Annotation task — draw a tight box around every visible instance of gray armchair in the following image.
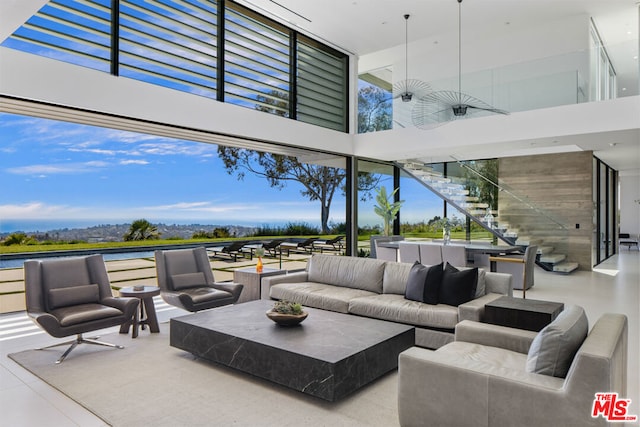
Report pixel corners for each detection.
[24,255,139,364]
[154,247,243,312]
[398,306,628,427]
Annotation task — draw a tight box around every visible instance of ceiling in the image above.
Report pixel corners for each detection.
[240,0,639,173]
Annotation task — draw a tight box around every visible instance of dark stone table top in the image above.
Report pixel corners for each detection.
[172,299,413,363]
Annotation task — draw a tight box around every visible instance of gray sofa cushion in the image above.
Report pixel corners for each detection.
[270,282,377,314]
[526,305,588,378]
[48,284,100,310]
[307,254,386,293]
[171,272,207,290]
[382,262,412,294]
[349,294,459,329]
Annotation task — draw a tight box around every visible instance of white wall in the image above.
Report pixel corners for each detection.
[619,174,640,236]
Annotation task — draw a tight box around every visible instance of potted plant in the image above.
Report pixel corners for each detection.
[266,300,308,326]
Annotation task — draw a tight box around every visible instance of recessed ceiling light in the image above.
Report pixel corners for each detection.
[622,87,627,91]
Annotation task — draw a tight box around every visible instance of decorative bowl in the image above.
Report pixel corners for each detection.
[266,310,308,326]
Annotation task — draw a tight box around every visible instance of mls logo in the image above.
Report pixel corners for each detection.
[592,392,638,422]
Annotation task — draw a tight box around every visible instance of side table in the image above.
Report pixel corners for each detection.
[119,286,161,338]
[484,296,564,332]
[233,267,286,303]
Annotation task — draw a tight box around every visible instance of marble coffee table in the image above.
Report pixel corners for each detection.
[170,299,415,401]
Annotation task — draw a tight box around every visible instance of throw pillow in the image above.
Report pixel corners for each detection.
[48,284,100,310]
[439,263,478,306]
[171,272,207,290]
[423,262,444,305]
[526,305,588,378]
[405,262,428,302]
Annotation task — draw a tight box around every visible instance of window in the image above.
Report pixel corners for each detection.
[119,0,218,98]
[2,0,111,73]
[2,0,349,132]
[224,3,289,115]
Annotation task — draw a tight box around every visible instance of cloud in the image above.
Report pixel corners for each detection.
[119,159,149,165]
[6,161,110,175]
[0,202,74,218]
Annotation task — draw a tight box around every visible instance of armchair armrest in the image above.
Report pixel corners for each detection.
[455,320,537,354]
[458,292,504,322]
[211,282,244,301]
[101,296,140,318]
[260,271,309,299]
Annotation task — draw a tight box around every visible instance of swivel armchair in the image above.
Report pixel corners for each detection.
[154,247,243,312]
[24,254,139,364]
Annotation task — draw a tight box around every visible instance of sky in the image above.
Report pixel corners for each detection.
[0,113,348,232]
[0,113,445,234]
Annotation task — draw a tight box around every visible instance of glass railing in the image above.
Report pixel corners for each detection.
[391,40,637,128]
[397,159,572,270]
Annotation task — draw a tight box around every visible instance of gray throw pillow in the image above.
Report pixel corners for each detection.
[526,305,588,378]
[405,262,428,302]
[171,272,207,290]
[48,284,100,310]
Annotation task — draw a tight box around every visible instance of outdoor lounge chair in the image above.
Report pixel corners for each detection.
[207,241,250,261]
[280,237,318,255]
[313,236,345,253]
[261,238,286,257]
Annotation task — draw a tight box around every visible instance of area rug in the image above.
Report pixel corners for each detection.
[8,323,400,427]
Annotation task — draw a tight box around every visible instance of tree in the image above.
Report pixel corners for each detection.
[373,186,404,236]
[358,85,392,133]
[123,219,160,241]
[217,148,379,234]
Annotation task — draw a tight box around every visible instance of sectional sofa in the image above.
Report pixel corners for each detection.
[261,254,513,349]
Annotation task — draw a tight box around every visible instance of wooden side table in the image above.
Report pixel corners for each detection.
[119,286,161,338]
[233,267,286,303]
[484,296,564,332]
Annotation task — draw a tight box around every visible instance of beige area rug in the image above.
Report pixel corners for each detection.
[8,323,401,427]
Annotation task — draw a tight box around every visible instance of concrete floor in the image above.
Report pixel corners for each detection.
[0,251,638,426]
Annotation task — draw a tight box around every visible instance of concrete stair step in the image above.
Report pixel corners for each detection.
[537,246,555,255]
[540,253,566,264]
[515,237,542,246]
[553,262,579,273]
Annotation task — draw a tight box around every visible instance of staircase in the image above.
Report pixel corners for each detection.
[398,160,579,274]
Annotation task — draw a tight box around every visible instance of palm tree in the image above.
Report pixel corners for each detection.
[123,219,160,241]
[373,186,404,236]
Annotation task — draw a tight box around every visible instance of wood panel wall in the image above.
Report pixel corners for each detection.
[498,151,593,271]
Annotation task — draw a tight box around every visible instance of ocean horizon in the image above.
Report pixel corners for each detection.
[0,219,318,234]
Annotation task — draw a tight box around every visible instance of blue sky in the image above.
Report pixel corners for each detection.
[0,113,352,232]
[0,113,445,233]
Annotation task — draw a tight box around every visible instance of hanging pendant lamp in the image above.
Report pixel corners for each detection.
[392,14,431,103]
[411,0,508,130]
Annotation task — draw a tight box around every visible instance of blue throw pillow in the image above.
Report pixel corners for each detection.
[439,263,478,306]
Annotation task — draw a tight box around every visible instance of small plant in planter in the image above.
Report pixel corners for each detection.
[271,300,303,315]
[267,300,308,326]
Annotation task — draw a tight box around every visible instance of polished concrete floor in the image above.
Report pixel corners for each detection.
[1,251,638,426]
